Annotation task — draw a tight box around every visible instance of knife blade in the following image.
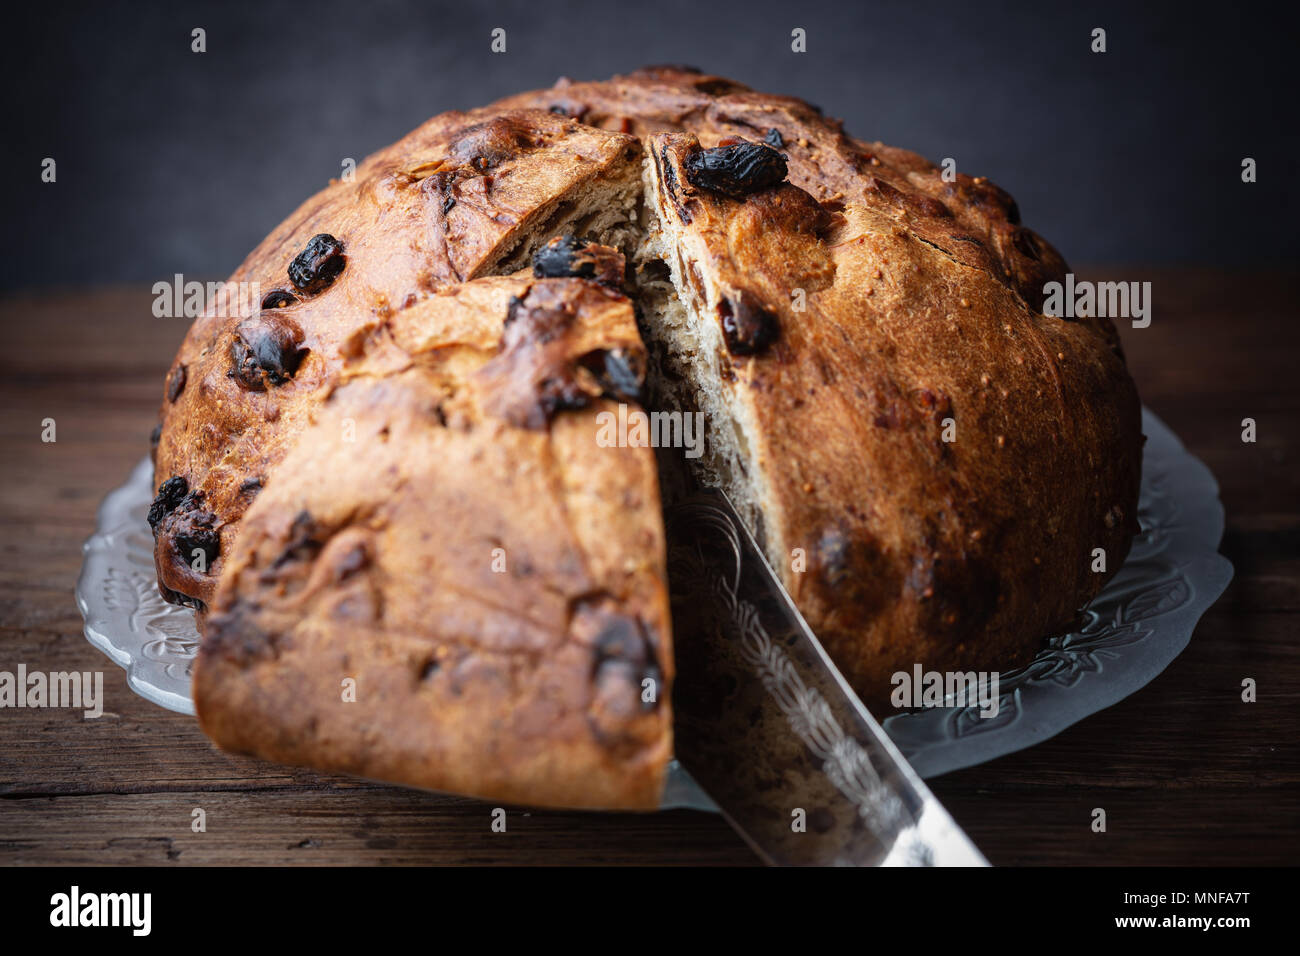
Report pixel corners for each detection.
[665,489,988,866]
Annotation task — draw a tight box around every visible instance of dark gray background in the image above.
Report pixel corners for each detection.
[2,0,1293,290]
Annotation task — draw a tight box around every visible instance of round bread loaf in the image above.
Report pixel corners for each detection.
[153,68,1141,807]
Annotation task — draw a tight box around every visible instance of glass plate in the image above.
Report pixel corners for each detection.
[75,407,1232,802]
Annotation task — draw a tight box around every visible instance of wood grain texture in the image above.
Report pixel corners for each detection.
[0,269,1296,865]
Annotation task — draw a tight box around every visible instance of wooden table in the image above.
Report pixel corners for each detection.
[1,269,1295,865]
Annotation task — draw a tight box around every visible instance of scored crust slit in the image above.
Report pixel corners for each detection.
[151,68,1142,809]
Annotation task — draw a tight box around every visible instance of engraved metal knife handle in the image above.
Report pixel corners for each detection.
[666,490,988,866]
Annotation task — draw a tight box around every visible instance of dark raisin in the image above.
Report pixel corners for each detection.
[273,510,322,568]
[547,101,588,120]
[503,295,524,327]
[165,364,186,403]
[261,289,299,310]
[537,376,592,417]
[228,313,307,390]
[287,233,346,294]
[592,617,661,712]
[175,527,220,571]
[238,476,264,497]
[658,146,692,224]
[579,348,643,403]
[158,582,206,612]
[599,349,643,400]
[150,478,218,571]
[718,293,780,356]
[532,234,591,279]
[149,422,163,455]
[683,141,788,199]
[148,476,189,532]
[531,235,625,287]
[592,618,642,669]
[764,127,784,148]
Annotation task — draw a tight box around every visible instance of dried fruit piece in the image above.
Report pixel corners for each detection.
[165,363,186,402]
[148,475,220,574]
[531,235,624,288]
[547,100,588,120]
[536,376,593,419]
[684,141,788,199]
[261,289,299,309]
[532,235,585,278]
[764,127,784,148]
[579,348,644,403]
[591,616,662,714]
[272,510,322,569]
[718,292,780,356]
[176,527,220,570]
[228,313,307,390]
[287,234,346,294]
[148,476,189,531]
[158,583,205,611]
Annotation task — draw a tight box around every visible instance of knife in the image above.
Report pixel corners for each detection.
[663,489,988,866]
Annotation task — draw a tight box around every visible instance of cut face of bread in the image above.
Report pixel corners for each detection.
[170,68,1142,809]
